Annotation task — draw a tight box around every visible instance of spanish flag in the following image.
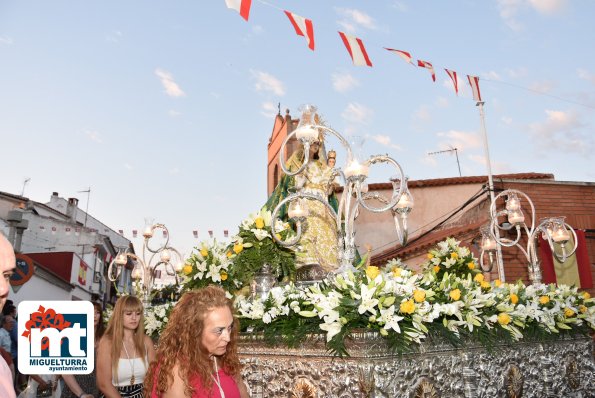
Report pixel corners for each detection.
[540,230,592,288]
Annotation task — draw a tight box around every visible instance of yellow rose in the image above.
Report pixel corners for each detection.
[467,261,475,270]
[413,290,426,303]
[200,248,208,257]
[582,291,591,300]
[233,243,244,254]
[474,273,484,283]
[399,299,415,314]
[480,281,491,290]
[579,305,588,314]
[255,217,265,229]
[564,308,575,318]
[220,271,228,281]
[183,264,193,275]
[392,267,403,278]
[450,252,458,259]
[433,265,440,274]
[510,294,519,304]
[539,295,550,305]
[449,289,461,301]
[275,233,282,240]
[497,313,511,325]
[427,253,434,260]
[226,251,232,258]
[365,265,380,280]
[494,279,502,287]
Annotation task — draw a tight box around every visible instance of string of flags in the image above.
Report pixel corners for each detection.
[34,224,232,239]
[224,0,483,102]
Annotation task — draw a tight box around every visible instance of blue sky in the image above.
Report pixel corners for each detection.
[1,0,594,257]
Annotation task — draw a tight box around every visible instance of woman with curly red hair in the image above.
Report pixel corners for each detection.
[144,286,250,398]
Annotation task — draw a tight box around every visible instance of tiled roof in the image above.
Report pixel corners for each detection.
[372,220,486,265]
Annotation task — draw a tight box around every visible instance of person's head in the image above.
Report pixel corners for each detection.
[92,301,105,340]
[1,314,14,331]
[0,233,15,312]
[308,140,321,160]
[327,150,336,167]
[145,286,241,397]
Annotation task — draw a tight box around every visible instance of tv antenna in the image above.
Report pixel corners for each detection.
[428,147,462,177]
[77,187,91,227]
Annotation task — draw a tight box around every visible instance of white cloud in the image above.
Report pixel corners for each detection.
[84,130,102,144]
[412,105,431,123]
[468,155,512,174]
[169,167,180,175]
[501,116,513,125]
[527,109,593,156]
[435,96,449,108]
[371,135,402,151]
[332,71,359,93]
[529,80,555,93]
[336,8,377,33]
[251,70,285,96]
[527,0,568,15]
[260,102,278,118]
[484,71,502,81]
[168,110,181,117]
[155,68,186,97]
[506,67,528,79]
[390,1,408,12]
[106,30,123,43]
[0,36,14,45]
[497,0,568,31]
[341,103,373,124]
[577,68,595,85]
[124,163,133,170]
[435,130,482,152]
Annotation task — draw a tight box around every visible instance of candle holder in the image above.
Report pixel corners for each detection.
[479,189,578,284]
[108,221,184,308]
[271,104,412,277]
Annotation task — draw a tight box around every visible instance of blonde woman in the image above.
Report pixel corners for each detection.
[97,296,155,398]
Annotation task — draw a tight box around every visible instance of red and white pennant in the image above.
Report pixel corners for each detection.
[284,11,315,50]
[224,0,252,21]
[338,32,372,67]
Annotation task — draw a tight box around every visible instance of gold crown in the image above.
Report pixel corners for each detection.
[327,150,336,159]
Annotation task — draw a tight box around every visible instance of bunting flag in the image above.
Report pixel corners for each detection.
[284,11,315,50]
[338,32,372,67]
[417,60,436,82]
[193,230,198,239]
[539,230,593,288]
[445,69,459,95]
[384,48,413,65]
[224,0,252,21]
[467,75,482,102]
[208,230,214,238]
[132,230,138,238]
[162,230,168,238]
[224,230,229,238]
[65,227,71,236]
[118,229,124,235]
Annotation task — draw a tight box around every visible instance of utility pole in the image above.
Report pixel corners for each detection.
[428,147,462,177]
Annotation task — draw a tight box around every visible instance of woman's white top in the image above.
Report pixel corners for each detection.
[112,354,148,387]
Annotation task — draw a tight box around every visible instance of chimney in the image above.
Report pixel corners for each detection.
[66,197,79,223]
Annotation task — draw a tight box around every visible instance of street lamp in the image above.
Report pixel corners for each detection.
[479,189,578,284]
[108,220,184,307]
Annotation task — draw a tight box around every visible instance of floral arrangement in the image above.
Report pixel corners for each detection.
[235,238,595,356]
[226,208,296,288]
[180,239,241,293]
[144,301,176,340]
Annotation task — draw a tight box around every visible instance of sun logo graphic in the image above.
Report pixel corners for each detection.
[18,301,94,374]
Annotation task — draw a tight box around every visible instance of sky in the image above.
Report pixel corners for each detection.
[1,0,594,258]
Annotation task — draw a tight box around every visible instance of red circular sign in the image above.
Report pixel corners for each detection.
[11,253,35,286]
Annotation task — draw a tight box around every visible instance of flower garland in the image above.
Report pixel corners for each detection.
[235,238,595,356]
